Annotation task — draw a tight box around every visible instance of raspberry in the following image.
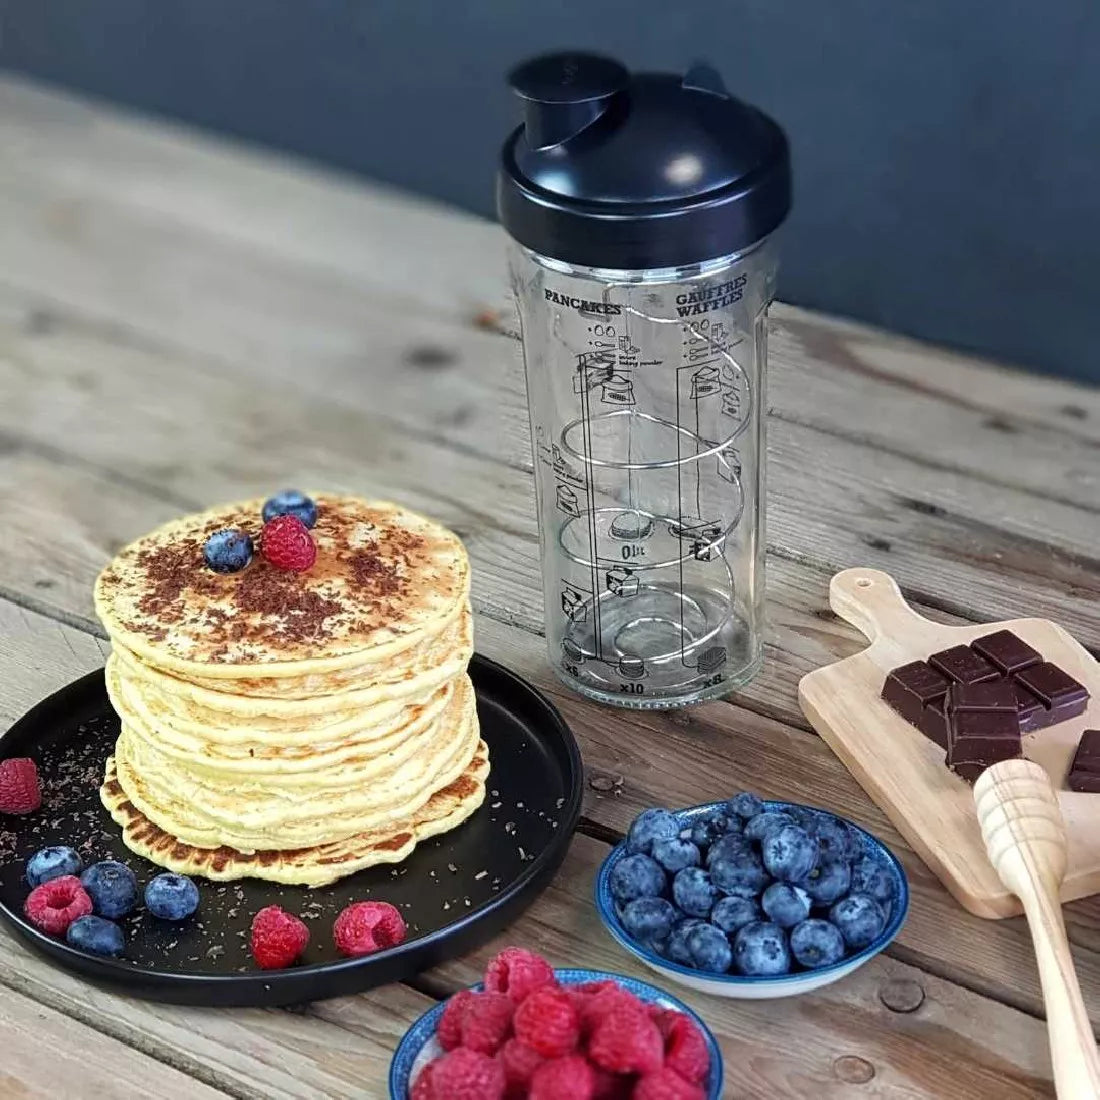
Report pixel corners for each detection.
[429,1048,505,1100]
[633,1067,706,1100]
[529,1055,595,1100]
[24,875,92,936]
[0,758,41,814]
[513,985,580,1058]
[498,1038,545,1095]
[591,1066,635,1099]
[662,1013,709,1085]
[410,1061,437,1100]
[578,984,645,1034]
[588,1009,664,1075]
[459,991,514,1055]
[484,947,557,1004]
[250,905,309,970]
[261,515,317,572]
[438,989,477,1052]
[332,901,406,957]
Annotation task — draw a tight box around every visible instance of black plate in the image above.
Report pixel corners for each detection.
[0,654,582,1006]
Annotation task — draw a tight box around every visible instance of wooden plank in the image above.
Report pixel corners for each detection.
[423,832,1054,1099]
[0,980,230,1099]
[0,73,1097,514]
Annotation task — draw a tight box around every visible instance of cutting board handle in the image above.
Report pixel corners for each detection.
[829,568,929,647]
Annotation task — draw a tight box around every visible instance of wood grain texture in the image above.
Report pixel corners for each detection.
[976,762,1100,1098]
[799,569,1100,917]
[0,982,230,1099]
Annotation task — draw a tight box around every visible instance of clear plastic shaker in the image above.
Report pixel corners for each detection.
[498,53,791,708]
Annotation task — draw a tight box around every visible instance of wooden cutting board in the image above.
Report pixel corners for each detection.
[798,567,1100,919]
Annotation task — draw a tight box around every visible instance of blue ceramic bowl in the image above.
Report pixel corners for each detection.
[389,967,723,1098]
[597,799,909,999]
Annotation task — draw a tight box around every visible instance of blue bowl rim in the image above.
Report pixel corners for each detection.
[388,966,724,1099]
[595,799,910,985]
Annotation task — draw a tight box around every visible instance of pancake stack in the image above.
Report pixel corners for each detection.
[93,495,487,887]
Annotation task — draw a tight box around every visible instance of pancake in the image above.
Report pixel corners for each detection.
[101,741,490,887]
[94,495,471,679]
[94,493,486,886]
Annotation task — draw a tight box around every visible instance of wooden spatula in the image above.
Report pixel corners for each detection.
[974,759,1100,1098]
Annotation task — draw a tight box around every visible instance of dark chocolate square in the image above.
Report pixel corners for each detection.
[947,680,1018,714]
[881,661,949,725]
[928,645,1000,686]
[1068,729,1100,777]
[1011,680,1048,734]
[971,630,1042,676]
[1015,662,1090,725]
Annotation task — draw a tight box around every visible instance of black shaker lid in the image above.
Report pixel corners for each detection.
[497,53,791,269]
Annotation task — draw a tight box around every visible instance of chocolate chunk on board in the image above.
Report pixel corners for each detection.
[946,681,1021,783]
[881,661,950,725]
[1067,729,1100,792]
[928,645,1000,686]
[970,630,1043,676]
[1014,662,1090,726]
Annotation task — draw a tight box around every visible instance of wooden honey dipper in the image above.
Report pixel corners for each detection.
[974,760,1100,1098]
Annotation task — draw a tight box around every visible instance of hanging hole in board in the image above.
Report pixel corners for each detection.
[855,578,873,589]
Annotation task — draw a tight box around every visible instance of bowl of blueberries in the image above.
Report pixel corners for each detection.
[596,793,908,999]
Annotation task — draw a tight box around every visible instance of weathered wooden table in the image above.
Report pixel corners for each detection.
[1,74,1097,1098]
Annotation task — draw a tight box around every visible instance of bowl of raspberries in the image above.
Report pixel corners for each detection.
[596,793,908,998]
[390,947,723,1099]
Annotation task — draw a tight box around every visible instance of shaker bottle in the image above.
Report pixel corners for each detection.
[498,53,791,708]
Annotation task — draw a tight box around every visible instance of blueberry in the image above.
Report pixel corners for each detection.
[705,833,751,869]
[790,919,846,969]
[620,897,678,947]
[652,837,701,874]
[761,825,819,883]
[66,915,125,958]
[850,857,895,907]
[262,490,318,529]
[733,921,791,976]
[829,893,886,950]
[743,811,797,842]
[710,848,769,899]
[690,811,735,849]
[672,867,720,918]
[203,529,254,574]
[727,792,764,819]
[686,923,733,973]
[808,814,860,862]
[626,809,680,856]
[761,883,812,929]
[145,873,200,921]
[609,854,666,906]
[80,861,139,919]
[710,895,761,935]
[26,846,82,888]
[665,918,707,965]
[798,859,852,905]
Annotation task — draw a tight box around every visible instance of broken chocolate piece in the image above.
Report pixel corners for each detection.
[881,661,949,725]
[1068,732,1100,791]
[1010,680,1048,734]
[1014,662,1090,725]
[928,645,1000,686]
[970,630,1042,676]
[946,680,1021,783]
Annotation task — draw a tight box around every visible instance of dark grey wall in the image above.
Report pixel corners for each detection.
[2,1,1098,382]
